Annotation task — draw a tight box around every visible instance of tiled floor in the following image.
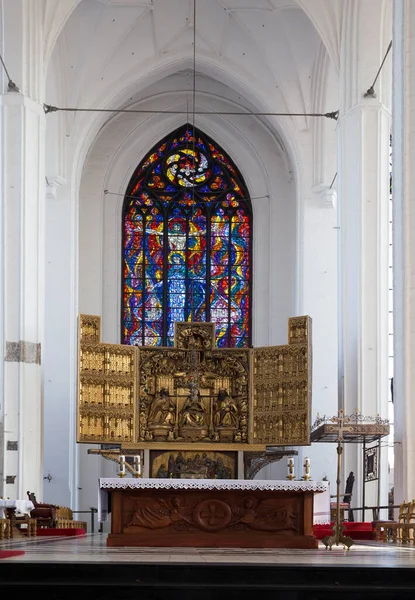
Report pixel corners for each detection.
[1,533,415,566]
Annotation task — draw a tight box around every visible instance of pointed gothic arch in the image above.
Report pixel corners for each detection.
[122,124,252,348]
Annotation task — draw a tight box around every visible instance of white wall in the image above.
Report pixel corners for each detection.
[40,1,342,510]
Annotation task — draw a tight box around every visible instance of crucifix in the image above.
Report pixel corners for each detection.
[322,409,354,550]
[331,409,353,442]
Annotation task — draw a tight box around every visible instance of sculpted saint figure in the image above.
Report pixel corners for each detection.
[180,387,206,428]
[214,388,239,428]
[148,388,176,427]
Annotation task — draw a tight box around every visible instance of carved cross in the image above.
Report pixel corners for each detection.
[330,409,354,442]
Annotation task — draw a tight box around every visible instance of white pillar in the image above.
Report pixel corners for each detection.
[0,1,45,499]
[337,0,391,511]
[392,0,415,504]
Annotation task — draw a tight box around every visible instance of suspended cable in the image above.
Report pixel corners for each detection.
[0,51,20,92]
[329,172,337,189]
[44,104,339,120]
[192,0,196,132]
[364,40,392,98]
[104,189,270,202]
[190,0,197,322]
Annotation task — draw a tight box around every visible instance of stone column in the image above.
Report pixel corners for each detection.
[392,0,415,504]
[337,0,391,510]
[0,0,45,499]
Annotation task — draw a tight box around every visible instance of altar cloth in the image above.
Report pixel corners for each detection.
[98,478,329,522]
[0,499,34,519]
[312,483,331,524]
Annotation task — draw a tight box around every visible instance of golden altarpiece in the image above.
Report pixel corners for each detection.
[77,314,312,479]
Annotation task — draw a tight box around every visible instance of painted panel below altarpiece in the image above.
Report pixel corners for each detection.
[150,450,237,479]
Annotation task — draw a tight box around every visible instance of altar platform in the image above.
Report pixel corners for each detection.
[1,533,415,599]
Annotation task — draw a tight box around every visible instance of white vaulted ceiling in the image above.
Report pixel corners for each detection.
[47,0,339,126]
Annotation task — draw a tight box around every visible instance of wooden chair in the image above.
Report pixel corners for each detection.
[26,491,57,528]
[15,515,37,536]
[56,507,87,531]
[401,501,415,543]
[374,501,415,543]
[330,471,355,522]
[0,518,11,540]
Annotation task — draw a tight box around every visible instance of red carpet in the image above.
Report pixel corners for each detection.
[0,550,25,559]
[36,528,86,537]
[313,522,373,541]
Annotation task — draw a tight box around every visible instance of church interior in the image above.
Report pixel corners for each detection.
[1,0,415,598]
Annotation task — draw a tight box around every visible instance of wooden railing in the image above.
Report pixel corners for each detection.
[346,504,400,521]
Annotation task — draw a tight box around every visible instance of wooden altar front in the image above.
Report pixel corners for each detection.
[99,478,328,549]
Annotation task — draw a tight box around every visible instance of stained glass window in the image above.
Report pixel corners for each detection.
[122,124,252,348]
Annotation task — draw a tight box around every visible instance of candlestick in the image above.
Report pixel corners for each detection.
[302,456,311,480]
[286,457,295,480]
[119,455,126,478]
[133,455,141,478]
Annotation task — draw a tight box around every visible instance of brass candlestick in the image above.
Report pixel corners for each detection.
[286,457,295,480]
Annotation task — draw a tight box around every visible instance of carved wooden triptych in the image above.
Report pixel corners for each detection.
[77,315,312,450]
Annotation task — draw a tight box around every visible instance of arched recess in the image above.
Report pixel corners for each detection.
[78,89,297,349]
[122,123,252,348]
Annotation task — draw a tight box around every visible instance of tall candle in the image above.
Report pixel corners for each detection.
[134,455,141,475]
[119,455,125,475]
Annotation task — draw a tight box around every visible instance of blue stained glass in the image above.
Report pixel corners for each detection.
[196,138,207,150]
[169,280,186,295]
[122,124,252,347]
[168,308,186,322]
[168,261,186,279]
[169,294,185,308]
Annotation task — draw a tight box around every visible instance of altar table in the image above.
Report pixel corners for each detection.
[99,478,328,549]
[0,499,34,538]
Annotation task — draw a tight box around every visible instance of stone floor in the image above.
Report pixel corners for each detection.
[1,533,415,566]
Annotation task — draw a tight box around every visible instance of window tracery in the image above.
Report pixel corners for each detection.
[122,124,252,348]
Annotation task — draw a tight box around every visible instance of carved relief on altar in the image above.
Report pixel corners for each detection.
[124,491,299,535]
[138,347,249,444]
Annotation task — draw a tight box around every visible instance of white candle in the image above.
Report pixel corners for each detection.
[134,455,141,475]
[119,455,125,474]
